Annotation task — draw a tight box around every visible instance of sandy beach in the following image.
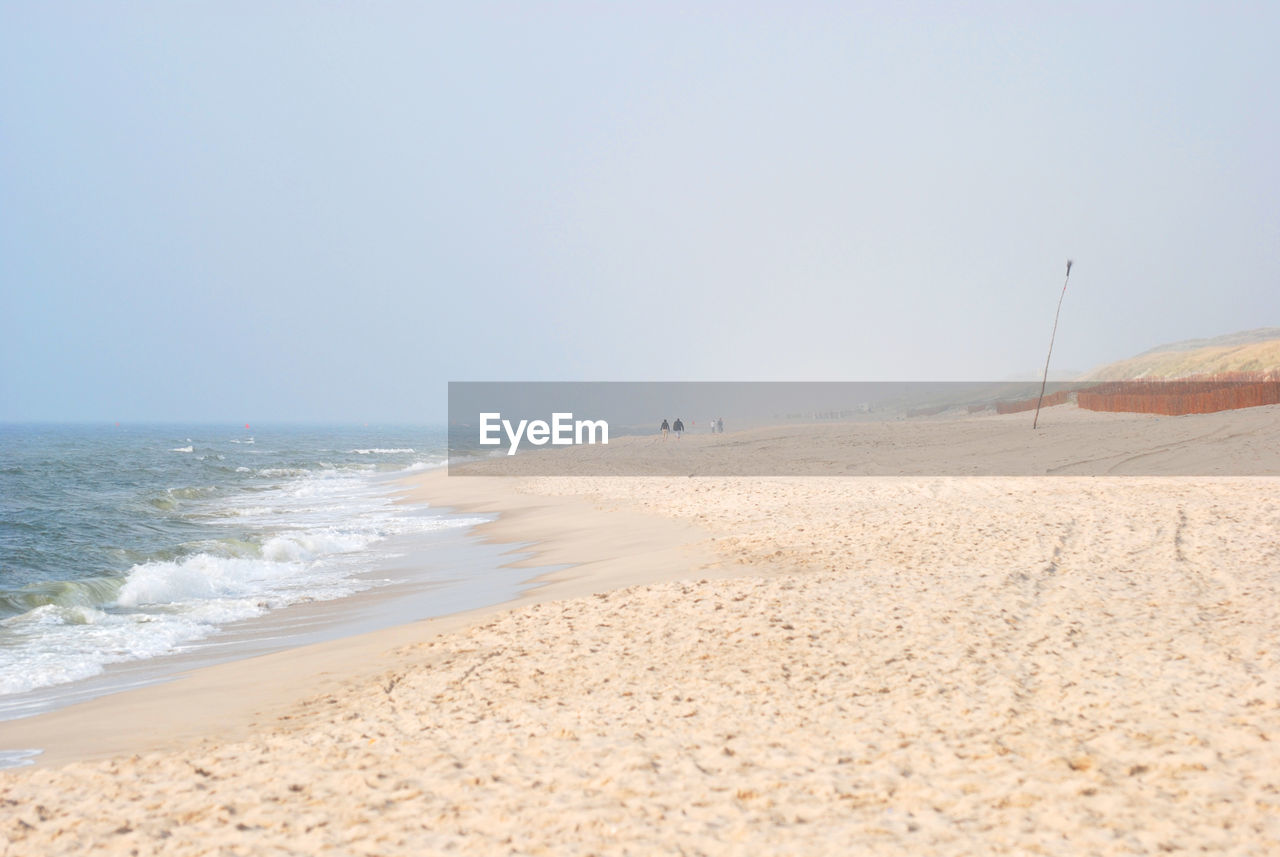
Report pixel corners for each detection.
[4,406,1280,855]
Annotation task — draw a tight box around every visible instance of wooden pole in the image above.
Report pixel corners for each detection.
[1033,259,1073,430]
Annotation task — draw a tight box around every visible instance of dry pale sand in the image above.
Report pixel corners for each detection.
[3,407,1280,855]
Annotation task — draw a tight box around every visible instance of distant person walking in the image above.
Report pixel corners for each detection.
[660,418,669,440]
[673,418,684,439]
[716,417,724,433]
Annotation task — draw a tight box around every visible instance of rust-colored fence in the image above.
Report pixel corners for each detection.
[1076,373,1280,416]
[996,390,1070,415]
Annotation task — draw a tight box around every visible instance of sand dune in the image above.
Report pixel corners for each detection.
[1081,335,1280,381]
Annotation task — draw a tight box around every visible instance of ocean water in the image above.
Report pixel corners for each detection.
[0,424,497,724]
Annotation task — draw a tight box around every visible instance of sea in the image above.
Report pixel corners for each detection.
[0,423,525,757]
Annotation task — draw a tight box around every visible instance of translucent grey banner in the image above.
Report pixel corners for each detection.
[447,381,1280,476]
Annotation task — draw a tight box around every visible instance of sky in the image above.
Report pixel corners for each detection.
[1,2,1276,422]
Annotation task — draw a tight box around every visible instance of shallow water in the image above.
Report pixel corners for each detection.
[0,424,528,729]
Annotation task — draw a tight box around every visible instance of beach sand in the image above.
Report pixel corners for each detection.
[4,406,1280,854]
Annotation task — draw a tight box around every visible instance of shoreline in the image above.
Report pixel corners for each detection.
[0,469,717,769]
[4,409,1279,853]
[6,403,1280,768]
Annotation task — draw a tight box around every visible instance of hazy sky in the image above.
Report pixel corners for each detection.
[2,2,1276,421]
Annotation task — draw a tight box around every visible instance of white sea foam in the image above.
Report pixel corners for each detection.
[115,555,297,607]
[349,448,415,454]
[260,530,373,562]
[0,603,226,695]
[171,446,193,453]
[1,448,465,700]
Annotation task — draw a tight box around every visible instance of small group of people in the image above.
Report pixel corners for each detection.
[660,416,724,439]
